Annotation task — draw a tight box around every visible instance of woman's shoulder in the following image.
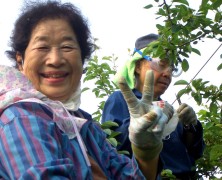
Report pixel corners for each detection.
[0,101,53,124]
[110,90,122,96]
[76,108,93,120]
[106,90,124,103]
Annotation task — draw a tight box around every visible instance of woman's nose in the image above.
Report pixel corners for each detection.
[46,48,64,66]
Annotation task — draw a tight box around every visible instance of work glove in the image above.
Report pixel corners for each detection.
[161,101,174,122]
[177,103,197,126]
[117,70,168,160]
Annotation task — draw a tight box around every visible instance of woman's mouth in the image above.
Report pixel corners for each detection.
[40,72,69,84]
[41,72,69,79]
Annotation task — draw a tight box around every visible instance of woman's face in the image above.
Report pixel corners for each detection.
[17,19,83,101]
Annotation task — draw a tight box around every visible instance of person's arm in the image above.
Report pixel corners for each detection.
[117,70,169,180]
[102,92,161,179]
[132,144,161,180]
[183,120,205,159]
[0,102,77,179]
[177,103,205,159]
[86,121,146,179]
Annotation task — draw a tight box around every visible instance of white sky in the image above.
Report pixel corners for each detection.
[0,0,221,114]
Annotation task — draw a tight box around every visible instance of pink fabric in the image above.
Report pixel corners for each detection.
[0,65,45,113]
[0,65,90,165]
[0,65,88,132]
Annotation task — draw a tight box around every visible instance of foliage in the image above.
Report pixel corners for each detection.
[144,0,222,178]
[82,49,122,149]
[144,0,222,70]
[161,169,176,179]
[174,79,222,178]
[100,121,121,148]
[82,0,222,178]
[83,53,118,122]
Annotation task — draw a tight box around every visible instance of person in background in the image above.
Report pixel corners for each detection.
[0,1,169,179]
[102,34,205,179]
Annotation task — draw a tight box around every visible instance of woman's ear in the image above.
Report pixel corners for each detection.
[16,52,23,71]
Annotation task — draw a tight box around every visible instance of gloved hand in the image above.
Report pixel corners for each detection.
[117,70,168,160]
[153,101,177,138]
[177,103,197,125]
[162,101,174,122]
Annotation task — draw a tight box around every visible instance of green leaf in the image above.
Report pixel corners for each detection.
[81,87,90,93]
[102,56,112,61]
[109,131,121,138]
[161,169,176,178]
[209,102,217,114]
[156,24,164,31]
[177,89,188,98]
[107,138,118,147]
[144,4,153,9]
[192,92,202,105]
[100,121,119,129]
[210,145,222,161]
[157,8,166,16]
[117,150,130,155]
[192,79,202,90]
[172,24,181,33]
[180,51,189,58]
[200,0,208,9]
[182,59,189,71]
[173,0,189,6]
[191,48,201,55]
[103,129,112,135]
[212,0,222,9]
[217,63,222,71]
[174,80,189,85]
[215,12,221,22]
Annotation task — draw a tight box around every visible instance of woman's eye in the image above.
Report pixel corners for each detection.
[37,46,49,51]
[61,45,74,52]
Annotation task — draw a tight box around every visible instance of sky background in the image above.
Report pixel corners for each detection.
[0,0,221,114]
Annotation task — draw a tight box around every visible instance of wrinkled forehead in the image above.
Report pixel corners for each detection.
[0,65,32,89]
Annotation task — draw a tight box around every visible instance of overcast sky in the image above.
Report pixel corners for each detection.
[0,0,221,114]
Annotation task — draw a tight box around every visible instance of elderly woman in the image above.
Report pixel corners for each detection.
[0,1,168,179]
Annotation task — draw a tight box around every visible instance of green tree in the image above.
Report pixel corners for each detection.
[83,0,222,178]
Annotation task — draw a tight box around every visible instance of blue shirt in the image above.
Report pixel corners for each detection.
[102,89,205,178]
[0,101,146,179]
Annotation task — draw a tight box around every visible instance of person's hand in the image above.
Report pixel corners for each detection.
[162,101,174,121]
[117,70,168,160]
[177,103,197,125]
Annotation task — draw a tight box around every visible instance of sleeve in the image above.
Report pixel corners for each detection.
[0,102,75,179]
[184,120,205,159]
[85,121,146,179]
[101,92,133,156]
[102,91,130,124]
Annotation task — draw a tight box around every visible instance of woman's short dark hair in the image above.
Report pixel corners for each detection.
[5,0,94,68]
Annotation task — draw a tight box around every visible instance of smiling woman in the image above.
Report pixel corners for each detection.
[15,19,83,101]
[0,1,167,179]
